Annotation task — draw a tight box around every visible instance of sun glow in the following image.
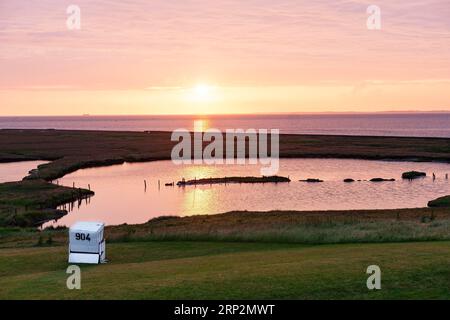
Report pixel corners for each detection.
[190,84,217,102]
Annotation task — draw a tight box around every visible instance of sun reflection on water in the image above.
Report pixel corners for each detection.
[193,119,210,132]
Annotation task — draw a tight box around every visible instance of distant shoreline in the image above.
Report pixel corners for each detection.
[0,129,449,180]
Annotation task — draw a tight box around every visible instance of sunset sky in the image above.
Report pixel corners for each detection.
[0,0,449,115]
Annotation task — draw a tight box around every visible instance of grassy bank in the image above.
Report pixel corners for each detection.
[1,129,449,181]
[0,240,449,299]
[1,208,449,248]
[429,195,450,207]
[105,208,450,244]
[0,180,93,227]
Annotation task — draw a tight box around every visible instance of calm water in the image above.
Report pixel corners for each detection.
[0,161,48,183]
[1,113,450,137]
[42,159,450,227]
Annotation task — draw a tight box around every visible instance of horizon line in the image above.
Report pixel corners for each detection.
[1,110,450,117]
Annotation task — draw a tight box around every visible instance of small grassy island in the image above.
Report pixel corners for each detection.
[299,178,324,183]
[177,175,291,186]
[402,171,427,179]
[370,178,396,182]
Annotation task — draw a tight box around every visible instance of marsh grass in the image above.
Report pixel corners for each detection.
[108,219,450,245]
[1,209,449,248]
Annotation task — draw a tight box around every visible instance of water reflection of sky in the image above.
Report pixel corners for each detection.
[39,158,450,227]
[0,161,48,183]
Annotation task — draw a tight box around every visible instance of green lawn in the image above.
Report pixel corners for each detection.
[0,241,449,299]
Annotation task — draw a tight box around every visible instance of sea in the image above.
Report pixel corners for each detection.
[1,113,450,137]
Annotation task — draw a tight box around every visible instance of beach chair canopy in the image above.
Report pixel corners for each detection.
[69,221,106,264]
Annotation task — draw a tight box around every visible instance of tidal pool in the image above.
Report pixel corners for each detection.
[43,158,450,227]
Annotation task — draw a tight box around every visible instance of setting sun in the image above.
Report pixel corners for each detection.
[191,84,217,102]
